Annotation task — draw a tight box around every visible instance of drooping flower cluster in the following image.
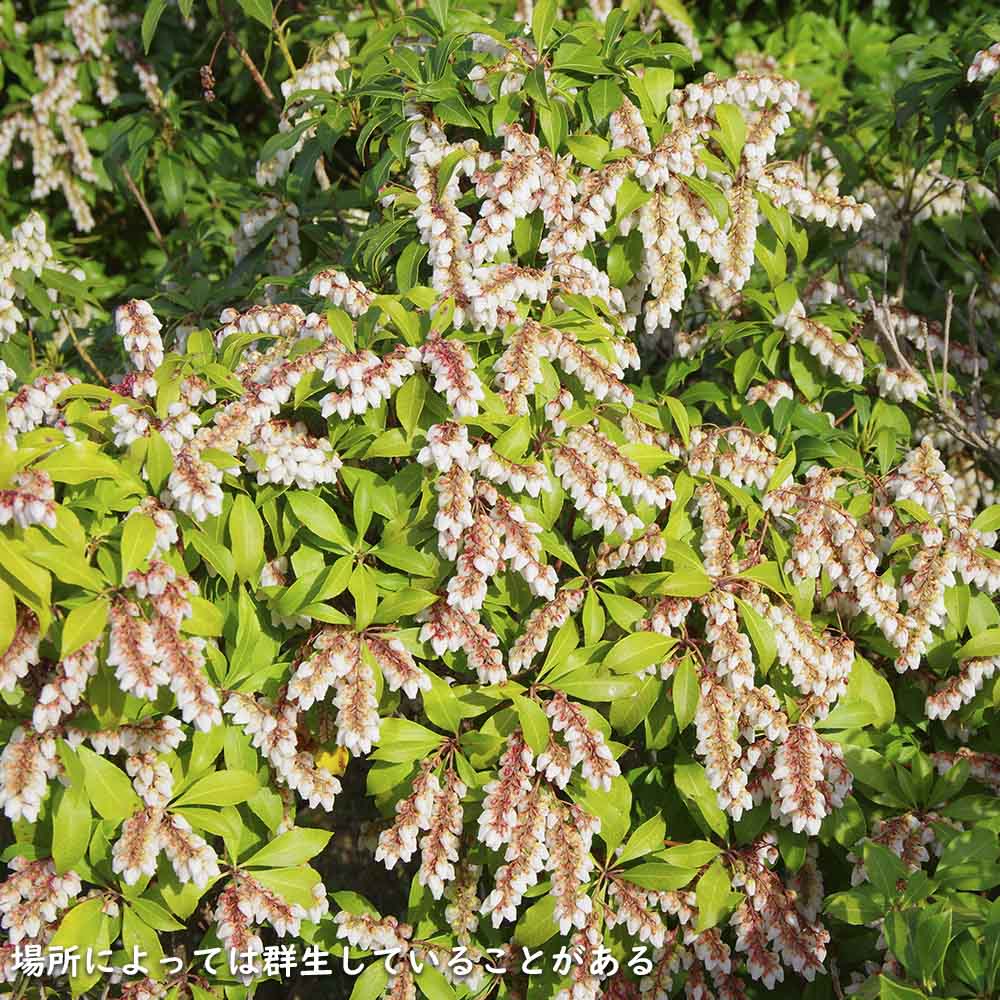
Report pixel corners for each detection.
[0,7,111,232]
[0,857,81,945]
[256,34,351,187]
[968,42,1000,83]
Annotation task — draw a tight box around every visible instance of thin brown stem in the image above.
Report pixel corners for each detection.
[833,405,856,428]
[123,170,165,249]
[219,0,280,110]
[65,323,109,385]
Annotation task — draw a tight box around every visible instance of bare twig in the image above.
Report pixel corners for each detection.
[64,323,109,385]
[867,290,999,468]
[967,285,986,438]
[122,170,165,249]
[219,0,280,111]
[922,318,939,397]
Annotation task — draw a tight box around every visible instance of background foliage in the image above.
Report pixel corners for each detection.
[1,1,1000,1000]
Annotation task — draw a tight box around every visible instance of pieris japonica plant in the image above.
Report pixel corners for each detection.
[1,3,1000,1000]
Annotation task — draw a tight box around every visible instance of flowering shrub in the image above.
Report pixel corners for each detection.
[1,3,1000,1000]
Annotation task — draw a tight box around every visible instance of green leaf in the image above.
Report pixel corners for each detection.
[53,782,92,873]
[421,672,464,733]
[172,770,259,807]
[778,826,807,872]
[553,45,609,76]
[566,135,621,170]
[49,898,106,995]
[395,373,427,435]
[237,0,273,28]
[375,544,438,576]
[879,977,927,1000]
[349,960,389,1000]
[492,415,532,461]
[552,674,642,701]
[287,492,352,548]
[275,559,353,616]
[38,443,122,484]
[0,535,52,632]
[538,99,569,153]
[827,794,867,847]
[408,963,455,1000]
[141,0,168,52]
[514,894,559,947]
[0,581,15,657]
[610,676,661,735]
[618,813,666,864]
[767,447,796,491]
[660,841,721,867]
[78,745,140,823]
[605,631,675,674]
[353,478,375,540]
[681,176,728,225]
[712,103,748,168]
[825,886,888,925]
[243,828,333,869]
[514,696,550,754]
[128,896,185,931]
[736,561,785,593]
[915,907,952,982]
[583,588,606,644]
[819,656,894,732]
[229,494,265,582]
[532,0,557,51]
[588,79,625,122]
[672,654,699,731]
[936,827,1000,889]
[663,395,690,446]
[657,570,713,597]
[863,841,908,897]
[372,587,438,624]
[145,431,173,493]
[350,563,378,629]
[395,242,428,294]
[124,904,165,980]
[571,775,632,850]
[436,147,469,197]
[599,593,647,631]
[121,514,157,579]
[372,719,444,762]
[182,596,224,637]
[619,862,696,891]
[157,153,186,217]
[957,628,1000,660]
[185,726,226,779]
[253,865,324,910]
[326,307,355,351]
[694,858,742,931]
[60,597,109,658]
[735,598,776,675]
[972,505,1000,533]
[427,0,449,29]
[674,756,728,838]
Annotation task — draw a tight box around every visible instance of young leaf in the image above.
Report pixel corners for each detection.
[60,597,109,659]
[120,514,157,580]
[672,654,699,731]
[229,494,265,582]
[514,695,550,754]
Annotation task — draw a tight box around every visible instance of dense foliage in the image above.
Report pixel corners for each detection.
[1,2,1000,1000]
